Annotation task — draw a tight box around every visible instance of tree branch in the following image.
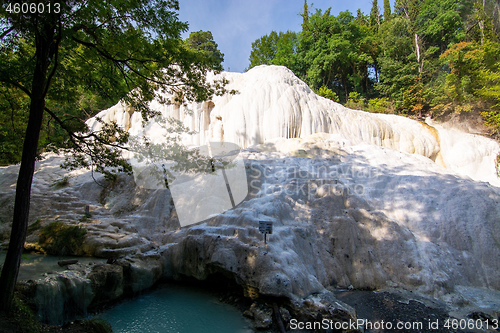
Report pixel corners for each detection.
[43,106,130,150]
[71,36,181,87]
[4,75,130,152]
[0,26,15,40]
[43,20,62,97]
[4,80,31,96]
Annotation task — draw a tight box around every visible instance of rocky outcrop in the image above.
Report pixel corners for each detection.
[87,263,124,306]
[25,270,94,326]
[21,253,164,325]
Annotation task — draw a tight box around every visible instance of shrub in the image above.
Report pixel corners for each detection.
[38,221,87,255]
[367,97,393,113]
[79,212,92,222]
[346,91,365,110]
[316,85,340,102]
[8,293,45,333]
[27,219,42,234]
[2,293,114,332]
[482,109,500,137]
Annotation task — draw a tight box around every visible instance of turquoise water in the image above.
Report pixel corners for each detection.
[0,251,252,332]
[99,284,253,333]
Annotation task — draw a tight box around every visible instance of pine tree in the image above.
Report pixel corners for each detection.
[370,0,381,28]
[357,8,368,25]
[384,0,392,20]
[302,0,310,32]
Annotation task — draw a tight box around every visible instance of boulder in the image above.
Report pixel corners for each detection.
[87,263,124,306]
[22,253,165,325]
[32,271,94,325]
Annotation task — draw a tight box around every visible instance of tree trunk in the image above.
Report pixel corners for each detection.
[0,26,53,312]
[415,33,422,74]
[342,76,348,102]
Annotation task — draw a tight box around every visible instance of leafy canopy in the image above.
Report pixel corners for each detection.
[247,0,500,129]
[0,0,228,172]
[0,0,229,311]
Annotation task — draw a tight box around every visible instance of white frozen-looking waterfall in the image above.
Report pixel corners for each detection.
[87,65,500,186]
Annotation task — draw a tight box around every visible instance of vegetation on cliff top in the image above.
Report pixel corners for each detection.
[248,0,500,136]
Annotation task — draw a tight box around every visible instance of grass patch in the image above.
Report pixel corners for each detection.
[38,221,87,256]
[49,176,70,189]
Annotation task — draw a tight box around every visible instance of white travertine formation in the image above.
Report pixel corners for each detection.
[2,65,500,323]
[87,65,499,185]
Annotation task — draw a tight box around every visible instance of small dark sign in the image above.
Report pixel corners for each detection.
[259,221,273,234]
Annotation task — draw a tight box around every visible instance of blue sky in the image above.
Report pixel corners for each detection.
[178,1,378,73]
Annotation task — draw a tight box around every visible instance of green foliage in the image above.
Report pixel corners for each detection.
[437,40,500,132]
[0,86,29,165]
[38,221,87,256]
[299,9,377,101]
[483,109,500,134]
[473,42,500,107]
[375,17,418,105]
[399,80,427,116]
[0,0,228,170]
[346,91,366,109]
[418,0,468,53]
[79,211,92,222]
[370,0,381,28]
[316,85,339,102]
[384,0,392,20]
[302,0,310,31]
[348,92,364,104]
[0,0,231,313]
[367,97,393,113]
[247,31,298,70]
[8,293,45,333]
[245,0,500,126]
[186,30,224,71]
[3,293,114,332]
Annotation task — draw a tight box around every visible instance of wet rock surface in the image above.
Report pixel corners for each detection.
[17,253,165,325]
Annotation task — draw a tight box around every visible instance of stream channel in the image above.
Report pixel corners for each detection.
[0,252,253,332]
